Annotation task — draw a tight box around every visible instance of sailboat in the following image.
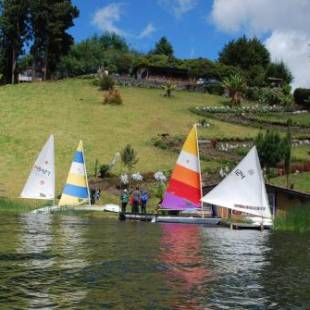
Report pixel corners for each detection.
[58,140,91,207]
[21,135,55,202]
[201,146,273,228]
[153,124,221,224]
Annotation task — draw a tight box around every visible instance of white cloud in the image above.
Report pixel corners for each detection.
[92,3,156,40]
[92,3,125,35]
[265,31,310,89]
[139,23,156,38]
[158,0,198,18]
[210,0,310,88]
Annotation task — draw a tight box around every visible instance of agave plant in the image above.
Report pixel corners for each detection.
[163,82,176,98]
[222,74,246,105]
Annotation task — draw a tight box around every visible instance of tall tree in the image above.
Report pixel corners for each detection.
[219,36,270,71]
[151,36,174,57]
[30,0,79,79]
[266,61,293,85]
[0,0,30,84]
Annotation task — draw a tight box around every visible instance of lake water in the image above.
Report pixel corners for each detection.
[0,213,309,309]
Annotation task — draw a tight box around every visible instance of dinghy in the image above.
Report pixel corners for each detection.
[21,135,56,205]
[201,146,272,229]
[58,140,91,207]
[153,124,220,225]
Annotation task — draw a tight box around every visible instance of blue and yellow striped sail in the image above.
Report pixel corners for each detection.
[59,141,90,206]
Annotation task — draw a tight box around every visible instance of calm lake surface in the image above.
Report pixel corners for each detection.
[0,213,309,309]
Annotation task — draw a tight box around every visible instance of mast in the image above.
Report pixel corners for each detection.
[81,141,91,206]
[194,123,203,210]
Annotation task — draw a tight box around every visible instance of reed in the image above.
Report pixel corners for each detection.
[0,198,42,213]
[274,205,310,233]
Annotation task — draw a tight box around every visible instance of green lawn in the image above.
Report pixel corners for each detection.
[252,112,310,127]
[0,78,258,197]
[270,172,310,193]
[292,146,310,162]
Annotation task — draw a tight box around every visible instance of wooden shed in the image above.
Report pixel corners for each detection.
[203,183,310,218]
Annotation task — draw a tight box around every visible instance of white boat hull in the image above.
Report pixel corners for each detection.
[31,205,107,214]
[153,216,221,225]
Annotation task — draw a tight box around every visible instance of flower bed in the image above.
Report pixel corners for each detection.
[192,104,292,114]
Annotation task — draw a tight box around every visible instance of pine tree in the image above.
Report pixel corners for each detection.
[151,36,174,57]
[29,0,79,79]
[0,0,30,84]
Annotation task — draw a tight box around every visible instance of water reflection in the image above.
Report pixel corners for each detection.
[16,214,89,309]
[160,224,209,309]
[0,214,309,309]
[201,228,270,309]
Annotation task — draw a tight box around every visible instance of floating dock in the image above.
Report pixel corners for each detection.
[119,213,221,225]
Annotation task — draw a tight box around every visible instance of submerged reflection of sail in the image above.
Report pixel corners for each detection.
[160,224,209,309]
[17,214,54,309]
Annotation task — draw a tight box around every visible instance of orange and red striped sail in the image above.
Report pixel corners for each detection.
[162,125,202,210]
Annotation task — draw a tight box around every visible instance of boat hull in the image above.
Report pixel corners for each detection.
[31,205,106,214]
[153,216,221,225]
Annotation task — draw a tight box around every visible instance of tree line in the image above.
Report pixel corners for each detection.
[58,34,293,88]
[0,1,293,88]
[0,0,79,84]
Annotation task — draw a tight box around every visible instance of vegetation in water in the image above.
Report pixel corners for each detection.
[274,205,310,233]
[0,198,40,213]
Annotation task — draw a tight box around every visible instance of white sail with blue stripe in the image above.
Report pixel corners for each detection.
[58,140,90,206]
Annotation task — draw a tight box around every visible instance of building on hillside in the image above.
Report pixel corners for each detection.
[18,68,44,83]
[133,65,191,83]
[267,77,284,87]
[203,183,310,218]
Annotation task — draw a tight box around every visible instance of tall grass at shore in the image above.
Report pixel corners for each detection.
[0,198,42,213]
[274,205,310,233]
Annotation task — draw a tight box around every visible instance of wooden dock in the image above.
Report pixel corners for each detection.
[119,213,221,225]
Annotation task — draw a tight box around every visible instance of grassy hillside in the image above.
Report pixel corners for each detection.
[0,78,259,197]
[270,172,310,194]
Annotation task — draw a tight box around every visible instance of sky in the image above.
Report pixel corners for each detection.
[70,0,310,88]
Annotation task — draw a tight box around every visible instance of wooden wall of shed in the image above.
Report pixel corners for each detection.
[274,191,307,217]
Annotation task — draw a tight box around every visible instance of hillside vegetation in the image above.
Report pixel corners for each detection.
[0,78,259,197]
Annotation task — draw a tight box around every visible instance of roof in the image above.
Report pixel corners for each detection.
[134,64,189,75]
[203,183,310,200]
[266,183,310,200]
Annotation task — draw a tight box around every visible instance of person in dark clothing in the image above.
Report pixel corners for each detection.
[140,190,149,214]
[132,187,141,214]
[90,188,96,205]
[120,189,129,213]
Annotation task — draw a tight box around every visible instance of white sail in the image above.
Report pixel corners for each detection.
[21,135,55,200]
[202,146,271,219]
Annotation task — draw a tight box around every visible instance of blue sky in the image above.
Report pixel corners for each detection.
[69,0,310,88]
[70,0,236,60]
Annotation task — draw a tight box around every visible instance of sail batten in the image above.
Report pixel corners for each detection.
[58,141,90,206]
[202,146,272,219]
[20,135,55,200]
[162,125,201,210]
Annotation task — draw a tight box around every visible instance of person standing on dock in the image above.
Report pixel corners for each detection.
[140,190,149,214]
[132,187,141,214]
[120,189,129,213]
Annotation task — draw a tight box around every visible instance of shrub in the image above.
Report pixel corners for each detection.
[99,164,110,178]
[103,89,123,105]
[244,87,260,101]
[258,87,293,107]
[204,83,224,95]
[294,88,310,109]
[99,75,115,91]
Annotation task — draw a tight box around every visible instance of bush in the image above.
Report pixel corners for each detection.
[99,75,115,91]
[244,87,260,101]
[204,83,224,95]
[99,164,110,178]
[103,89,123,105]
[294,88,310,109]
[258,87,293,107]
